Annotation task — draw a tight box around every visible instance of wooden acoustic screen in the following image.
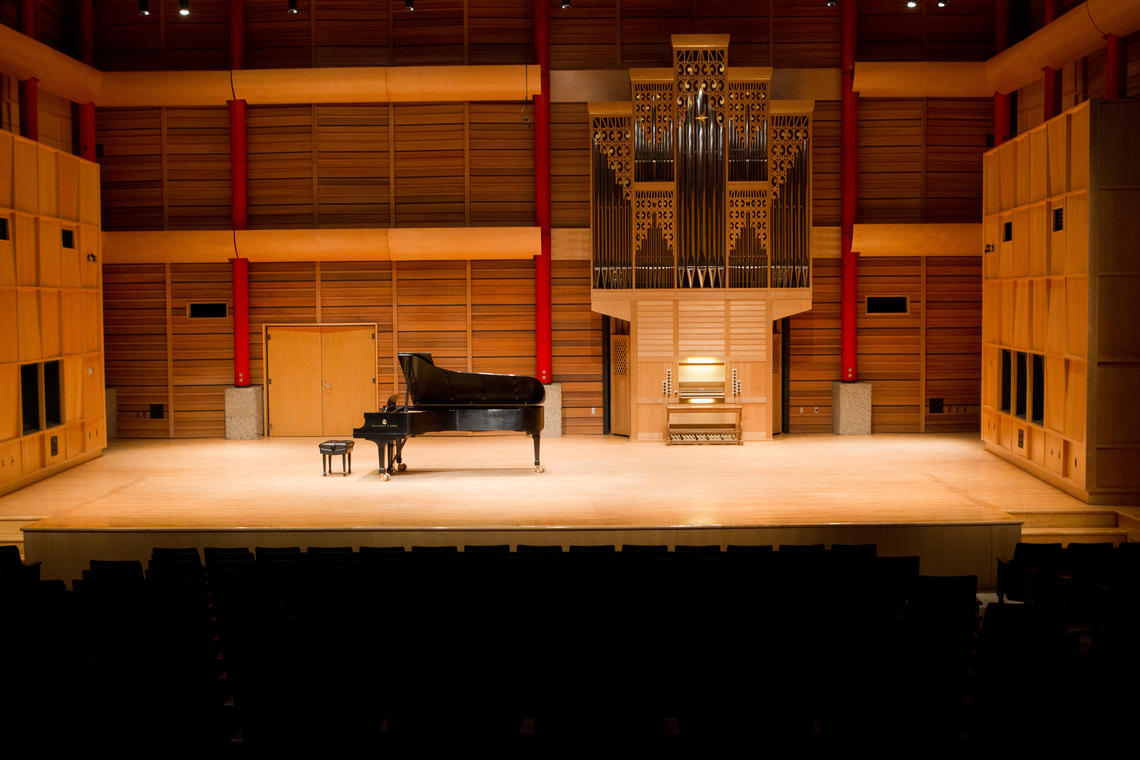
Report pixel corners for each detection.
[981,99,1140,504]
[103,258,603,437]
[97,102,535,231]
[0,131,105,497]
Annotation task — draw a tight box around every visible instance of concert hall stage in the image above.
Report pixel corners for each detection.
[3,433,1105,589]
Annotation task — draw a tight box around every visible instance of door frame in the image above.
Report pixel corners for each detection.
[262,322,378,437]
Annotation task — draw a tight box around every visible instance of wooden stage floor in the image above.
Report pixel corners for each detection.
[3,433,1100,587]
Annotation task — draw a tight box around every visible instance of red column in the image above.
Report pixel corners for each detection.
[19,78,38,141]
[1105,34,1127,99]
[229,0,250,388]
[79,103,96,161]
[20,0,36,38]
[1043,0,1061,120]
[232,258,250,387]
[993,0,1011,147]
[839,0,858,382]
[533,0,552,384]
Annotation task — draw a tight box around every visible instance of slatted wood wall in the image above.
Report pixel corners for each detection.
[96,103,537,229]
[789,255,980,434]
[104,259,600,436]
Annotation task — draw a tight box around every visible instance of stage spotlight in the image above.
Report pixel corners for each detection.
[937,1,947,6]
[405,0,414,11]
[562,0,571,8]
[288,0,298,12]
[827,1,837,7]
[906,0,917,7]
[179,0,190,16]
[138,0,150,15]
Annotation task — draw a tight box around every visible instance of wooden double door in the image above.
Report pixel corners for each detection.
[266,324,377,437]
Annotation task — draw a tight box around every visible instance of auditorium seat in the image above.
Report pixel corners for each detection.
[463,544,511,553]
[411,545,458,552]
[0,544,41,587]
[830,543,877,555]
[359,545,406,553]
[569,545,616,552]
[725,544,772,552]
[996,542,1062,603]
[516,545,563,553]
[674,544,722,552]
[306,546,353,555]
[622,544,668,552]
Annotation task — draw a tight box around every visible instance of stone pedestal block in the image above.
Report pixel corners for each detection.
[105,388,118,440]
[225,386,264,440]
[832,381,872,435]
[543,382,563,438]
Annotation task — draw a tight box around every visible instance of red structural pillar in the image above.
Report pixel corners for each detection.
[1043,0,1062,120]
[232,258,251,387]
[993,0,1012,147]
[20,0,36,37]
[79,103,96,161]
[1105,34,1127,99]
[229,1,250,388]
[19,78,38,141]
[533,0,552,385]
[839,0,858,382]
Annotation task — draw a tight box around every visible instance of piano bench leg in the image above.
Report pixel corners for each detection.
[533,434,544,473]
[322,453,328,476]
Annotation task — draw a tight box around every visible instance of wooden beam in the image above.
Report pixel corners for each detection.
[101,227,542,265]
[852,223,983,257]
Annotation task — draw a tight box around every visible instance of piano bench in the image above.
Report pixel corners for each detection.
[319,440,354,476]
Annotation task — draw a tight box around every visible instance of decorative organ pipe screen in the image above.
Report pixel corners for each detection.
[590,36,811,292]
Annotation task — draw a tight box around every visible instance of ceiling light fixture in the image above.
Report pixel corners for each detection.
[288,0,298,12]
[827,1,837,7]
[138,0,150,15]
[406,0,414,11]
[562,0,571,8]
[937,1,947,6]
[906,1,917,7]
[179,0,190,16]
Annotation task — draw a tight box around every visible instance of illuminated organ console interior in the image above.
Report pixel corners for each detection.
[591,35,813,442]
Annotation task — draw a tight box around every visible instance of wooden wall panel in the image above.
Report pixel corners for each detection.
[164,107,231,229]
[812,100,841,226]
[315,104,391,227]
[391,0,465,66]
[857,99,924,222]
[924,256,981,433]
[247,105,314,228]
[393,104,465,226]
[620,0,692,68]
[314,0,391,67]
[925,98,990,223]
[94,1,163,70]
[245,0,314,69]
[96,108,164,231]
[552,258,602,434]
[469,0,533,65]
[161,0,230,70]
[550,0,619,70]
[789,258,840,433]
[469,103,534,225]
[103,264,169,437]
[550,102,589,228]
[858,257,922,433]
[693,1,769,66]
[396,260,468,371]
[169,263,231,437]
[471,259,535,376]
[772,0,841,68]
[858,0,993,63]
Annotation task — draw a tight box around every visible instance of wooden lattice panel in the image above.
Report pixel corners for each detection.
[727,81,768,145]
[611,334,630,376]
[591,115,633,199]
[768,114,810,195]
[633,81,673,143]
[728,187,768,251]
[673,46,727,124]
[633,187,675,253]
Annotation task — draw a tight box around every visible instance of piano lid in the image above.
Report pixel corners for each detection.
[398,352,545,407]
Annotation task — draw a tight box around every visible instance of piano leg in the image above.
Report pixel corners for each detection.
[395,439,407,472]
[532,434,544,473]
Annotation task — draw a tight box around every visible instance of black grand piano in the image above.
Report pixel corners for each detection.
[353,352,545,480]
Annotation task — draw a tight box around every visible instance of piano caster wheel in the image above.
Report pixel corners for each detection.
[381,472,391,482]
[535,465,545,473]
[398,463,407,472]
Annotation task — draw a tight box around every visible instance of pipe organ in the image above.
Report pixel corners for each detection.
[590,36,814,442]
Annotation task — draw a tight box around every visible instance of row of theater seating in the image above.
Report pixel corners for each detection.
[3,541,1137,750]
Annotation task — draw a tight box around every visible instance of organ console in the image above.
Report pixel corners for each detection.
[353,353,545,481]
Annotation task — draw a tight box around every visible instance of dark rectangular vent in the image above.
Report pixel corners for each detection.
[929,398,944,414]
[61,228,75,248]
[150,403,165,420]
[1000,349,1011,413]
[1052,207,1064,232]
[1032,354,1045,425]
[21,364,40,434]
[1003,221,1013,242]
[187,302,228,319]
[866,296,908,315]
[1015,351,1027,419]
[0,217,8,240]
